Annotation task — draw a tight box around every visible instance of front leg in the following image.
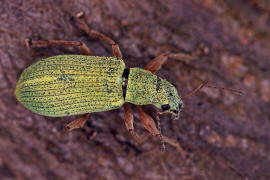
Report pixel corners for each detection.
[136,106,165,151]
[145,44,209,73]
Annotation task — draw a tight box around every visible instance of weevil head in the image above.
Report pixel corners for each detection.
[125,68,183,118]
[154,77,183,119]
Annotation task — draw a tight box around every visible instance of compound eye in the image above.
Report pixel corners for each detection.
[178,102,183,109]
[161,104,170,110]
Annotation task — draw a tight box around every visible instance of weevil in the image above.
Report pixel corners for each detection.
[15,12,208,148]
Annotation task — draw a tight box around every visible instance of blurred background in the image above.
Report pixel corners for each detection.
[1,0,270,179]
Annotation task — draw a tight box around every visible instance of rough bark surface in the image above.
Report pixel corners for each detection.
[1,0,270,179]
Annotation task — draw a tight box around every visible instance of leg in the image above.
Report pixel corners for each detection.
[66,113,89,131]
[135,107,186,154]
[162,135,187,156]
[25,38,92,55]
[123,103,142,144]
[136,106,166,151]
[145,44,209,73]
[80,120,97,140]
[74,12,122,58]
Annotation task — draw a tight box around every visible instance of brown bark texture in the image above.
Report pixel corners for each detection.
[1,0,270,179]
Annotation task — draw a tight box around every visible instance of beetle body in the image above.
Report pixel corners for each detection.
[15,55,182,117]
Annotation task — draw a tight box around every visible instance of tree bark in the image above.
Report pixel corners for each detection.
[1,0,270,179]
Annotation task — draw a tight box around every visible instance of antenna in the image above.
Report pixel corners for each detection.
[183,81,244,100]
[205,84,245,96]
[183,81,208,100]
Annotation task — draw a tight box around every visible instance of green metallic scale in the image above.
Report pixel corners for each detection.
[15,12,207,148]
[15,55,182,117]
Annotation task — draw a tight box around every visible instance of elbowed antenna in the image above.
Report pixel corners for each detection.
[205,84,245,96]
[182,81,245,101]
[182,81,208,100]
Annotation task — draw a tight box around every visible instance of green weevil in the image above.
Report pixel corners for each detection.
[15,12,207,147]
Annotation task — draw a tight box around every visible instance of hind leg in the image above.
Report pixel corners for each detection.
[66,114,89,131]
[25,38,92,55]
